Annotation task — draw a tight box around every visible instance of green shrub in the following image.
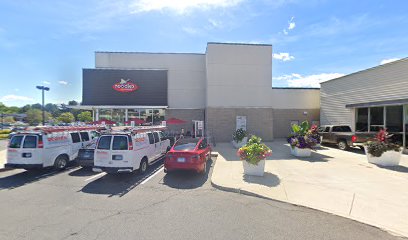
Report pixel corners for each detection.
[233,128,247,142]
[0,134,9,139]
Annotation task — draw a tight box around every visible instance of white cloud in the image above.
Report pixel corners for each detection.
[43,81,51,85]
[288,17,296,30]
[0,95,34,102]
[273,73,345,88]
[130,0,244,14]
[273,52,295,62]
[58,80,68,85]
[380,58,400,65]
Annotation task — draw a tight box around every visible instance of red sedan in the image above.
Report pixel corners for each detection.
[164,137,211,174]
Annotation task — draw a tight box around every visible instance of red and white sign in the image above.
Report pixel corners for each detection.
[112,79,139,93]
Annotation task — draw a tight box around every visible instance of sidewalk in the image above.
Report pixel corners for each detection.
[0,149,6,169]
[211,140,408,237]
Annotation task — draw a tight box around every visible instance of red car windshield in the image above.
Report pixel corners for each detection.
[173,138,200,151]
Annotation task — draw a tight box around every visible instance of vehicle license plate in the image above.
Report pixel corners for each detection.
[177,157,185,163]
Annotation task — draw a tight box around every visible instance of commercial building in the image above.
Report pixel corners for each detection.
[77,42,320,142]
[320,58,408,149]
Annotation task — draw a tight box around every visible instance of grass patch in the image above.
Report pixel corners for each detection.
[0,134,9,139]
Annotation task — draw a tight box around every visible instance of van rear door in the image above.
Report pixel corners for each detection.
[111,135,132,165]
[7,135,24,164]
[94,135,112,167]
[7,135,42,166]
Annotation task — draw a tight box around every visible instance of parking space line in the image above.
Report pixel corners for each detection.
[84,172,106,182]
[141,166,163,185]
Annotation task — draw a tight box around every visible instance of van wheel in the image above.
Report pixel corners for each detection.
[139,158,148,174]
[54,155,68,170]
[338,140,348,150]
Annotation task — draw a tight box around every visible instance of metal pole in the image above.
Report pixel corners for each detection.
[42,89,45,126]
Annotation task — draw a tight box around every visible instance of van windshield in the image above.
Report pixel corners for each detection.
[9,135,24,148]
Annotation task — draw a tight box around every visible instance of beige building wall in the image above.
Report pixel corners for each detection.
[165,109,204,134]
[320,58,408,127]
[95,52,206,109]
[273,109,320,138]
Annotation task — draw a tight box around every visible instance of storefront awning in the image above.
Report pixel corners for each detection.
[345,98,408,108]
[67,105,168,110]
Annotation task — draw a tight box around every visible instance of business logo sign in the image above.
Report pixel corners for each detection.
[112,79,139,93]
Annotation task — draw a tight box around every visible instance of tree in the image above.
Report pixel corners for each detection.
[44,103,61,117]
[3,116,15,123]
[26,109,51,125]
[68,100,78,106]
[58,112,75,123]
[77,111,93,122]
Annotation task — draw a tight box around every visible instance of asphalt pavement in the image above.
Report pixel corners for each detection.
[0,139,7,151]
[0,158,405,240]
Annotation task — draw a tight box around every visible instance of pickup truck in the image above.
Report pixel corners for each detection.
[319,125,376,150]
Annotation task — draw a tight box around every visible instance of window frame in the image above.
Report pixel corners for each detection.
[70,132,81,143]
[97,136,112,150]
[112,135,128,151]
[79,132,90,142]
[22,135,37,149]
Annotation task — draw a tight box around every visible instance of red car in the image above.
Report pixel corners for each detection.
[164,137,211,174]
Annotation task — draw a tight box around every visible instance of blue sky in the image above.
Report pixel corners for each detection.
[1,0,407,107]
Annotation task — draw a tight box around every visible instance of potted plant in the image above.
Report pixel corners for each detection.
[287,121,319,157]
[365,129,402,166]
[237,135,272,176]
[232,128,248,149]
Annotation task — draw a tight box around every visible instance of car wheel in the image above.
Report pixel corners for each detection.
[54,155,68,170]
[338,140,348,150]
[139,158,148,174]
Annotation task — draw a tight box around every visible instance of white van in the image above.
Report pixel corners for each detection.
[6,126,102,170]
[93,127,170,174]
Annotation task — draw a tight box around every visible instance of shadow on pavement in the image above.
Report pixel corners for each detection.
[69,167,97,177]
[162,159,213,189]
[80,159,164,197]
[376,164,408,173]
[243,172,280,187]
[0,166,76,190]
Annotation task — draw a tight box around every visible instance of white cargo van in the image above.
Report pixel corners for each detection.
[93,126,170,174]
[6,126,103,170]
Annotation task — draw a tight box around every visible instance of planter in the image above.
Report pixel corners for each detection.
[232,137,248,149]
[365,147,401,166]
[290,147,312,157]
[243,159,265,176]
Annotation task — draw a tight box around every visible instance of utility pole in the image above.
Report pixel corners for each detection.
[36,86,50,126]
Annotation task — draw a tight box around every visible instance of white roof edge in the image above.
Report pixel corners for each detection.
[67,105,169,110]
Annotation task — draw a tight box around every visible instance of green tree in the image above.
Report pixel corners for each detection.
[77,111,92,122]
[58,112,75,123]
[3,116,15,123]
[26,109,51,125]
[68,100,78,106]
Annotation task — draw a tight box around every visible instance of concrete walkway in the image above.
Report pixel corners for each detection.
[0,150,6,169]
[211,140,408,237]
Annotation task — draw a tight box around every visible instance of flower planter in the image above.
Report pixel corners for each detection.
[365,147,401,166]
[290,147,311,157]
[232,137,248,149]
[243,159,265,176]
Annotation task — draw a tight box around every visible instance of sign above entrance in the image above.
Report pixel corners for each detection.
[112,79,139,93]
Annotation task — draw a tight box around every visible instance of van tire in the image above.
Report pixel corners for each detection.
[139,158,148,174]
[54,155,68,170]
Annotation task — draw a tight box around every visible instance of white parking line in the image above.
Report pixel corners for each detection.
[85,172,106,182]
[141,166,163,185]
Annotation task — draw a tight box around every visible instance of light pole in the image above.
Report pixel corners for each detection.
[36,86,50,126]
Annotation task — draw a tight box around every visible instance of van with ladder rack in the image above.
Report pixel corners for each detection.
[5,126,104,170]
[93,126,171,174]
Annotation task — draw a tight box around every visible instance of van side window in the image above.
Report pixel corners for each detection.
[23,135,37,148]
[153,132,160,143]
[70,132,81,143]
[97,136,112,150]
[90,131,100,139]
[112,136,128,150]
[79,132,90,142]
[147,133,154,144]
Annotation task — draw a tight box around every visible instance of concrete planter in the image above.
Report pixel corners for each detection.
[243,159,265,176]
[365,147,401,166]
[232,137,248,149]
[290,147,312,157]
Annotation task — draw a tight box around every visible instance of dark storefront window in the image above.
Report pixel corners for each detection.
[386,106,403,132]
[370,107,384,132]
[356,108,368,132]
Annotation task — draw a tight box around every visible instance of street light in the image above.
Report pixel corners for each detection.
[36,86,50,126]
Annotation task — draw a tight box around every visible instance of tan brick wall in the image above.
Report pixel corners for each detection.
[206,108,274,142]
[273,109,320,138]
[165,109,204,134]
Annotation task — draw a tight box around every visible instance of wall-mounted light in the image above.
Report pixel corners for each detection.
[303,111,308,115]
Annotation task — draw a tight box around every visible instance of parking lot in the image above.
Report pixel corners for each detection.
[0,152,405,240]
